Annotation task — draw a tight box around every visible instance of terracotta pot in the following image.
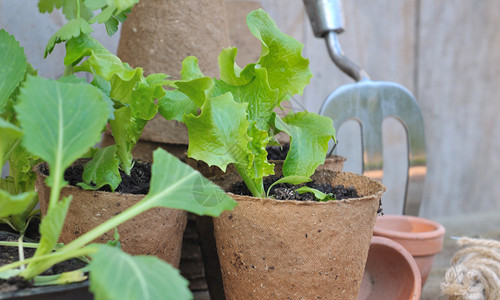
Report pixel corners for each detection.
[358,236,421,300]
[35,163,187,268]
[212,170,386,299]
[373,214,445,286]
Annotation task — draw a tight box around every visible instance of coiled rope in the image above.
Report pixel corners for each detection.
[441,237,500,300]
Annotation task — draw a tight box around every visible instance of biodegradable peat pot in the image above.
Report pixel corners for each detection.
[34,163,187,267]
[373,214,445,286]
[358,236,421,300]
[213,170,386,299]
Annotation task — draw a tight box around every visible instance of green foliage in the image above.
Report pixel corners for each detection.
[0,191,37,219]
[77,146,121,191]
[45,18,94,57]
[16,76,110,189]
[65,33,168,175]
[296,186,336,202]
[89,245,191,300]
[0,29,27,114]
[274,111,335,177]
[159,9,335,197]
[266,176,311,198]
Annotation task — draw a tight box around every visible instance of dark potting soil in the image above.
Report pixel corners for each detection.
[230,175,359,201]
[39,160,151,194]
[266,143,290,160]
[0,231,87,293]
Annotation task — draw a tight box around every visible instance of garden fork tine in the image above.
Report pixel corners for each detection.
[304,0,426,216]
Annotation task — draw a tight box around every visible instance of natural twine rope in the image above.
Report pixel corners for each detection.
[441,237,500,300]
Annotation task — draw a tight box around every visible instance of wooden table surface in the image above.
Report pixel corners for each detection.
[421,211,500,299]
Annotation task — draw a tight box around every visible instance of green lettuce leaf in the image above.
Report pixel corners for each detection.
[0,29,27,113]
[0,190,37,219]
[274,111,335,177]
[0,119,22,167]
[184,93,252,173]
[247,9,312,102]
[45,18,94,57]
[78,145,121,191]
[89,245,191,300]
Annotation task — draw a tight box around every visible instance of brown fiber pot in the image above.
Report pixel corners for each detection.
[213,170,386,299]
[358,236,421,300]
[35,163,187,268]
[373,214,445,287]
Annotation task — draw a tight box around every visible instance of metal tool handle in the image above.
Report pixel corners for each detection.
[303,0,370,82]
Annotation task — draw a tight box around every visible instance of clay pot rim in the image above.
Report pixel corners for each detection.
[363,236,422,300]
[374,214,445,241]
[34,162,146,200]
[226,171,386,206]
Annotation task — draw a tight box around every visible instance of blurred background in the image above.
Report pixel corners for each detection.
[1,0,499,219]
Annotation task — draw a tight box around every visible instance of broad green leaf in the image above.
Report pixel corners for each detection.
[184,93,253,173]
[247,9,312,101]
[218,47,256,86]
[0,119,22,166]
[0,190,37,218]
[0,29,27,111]
[296,186,334,201]
[140,149,237,217]
[214,67,279,132]
[78,145,121,191]
[38,0,63,13]
[45,18,94,57]
[180,56,206,80]
[89,245,191,300]
[266,175,312,197]
[159,89,199,122]
[16,76,110,188]
[274,111,335,177]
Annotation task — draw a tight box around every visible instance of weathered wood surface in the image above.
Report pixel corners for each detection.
[1,0,499,218]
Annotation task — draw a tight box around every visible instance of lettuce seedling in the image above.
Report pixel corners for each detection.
[159,9,336,197]
[0,1,238,298]
[0,68,236,300]
[0,29,41,236]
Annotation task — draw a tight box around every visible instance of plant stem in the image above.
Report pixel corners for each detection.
[18,234,25,271]
[0,241,40,248]
[63,64,74,76]
[60,198,149,252]
[75,0,80,19]
[18,246,97,279]
[234,165,265,197]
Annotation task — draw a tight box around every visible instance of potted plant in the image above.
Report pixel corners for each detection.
[0,1,238,299]
[158,9,387,299]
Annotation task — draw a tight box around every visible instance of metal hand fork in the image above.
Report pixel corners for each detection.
[304,0,426,216]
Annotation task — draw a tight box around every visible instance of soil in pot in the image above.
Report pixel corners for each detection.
[231,174,360,201]
[40,160,151,195]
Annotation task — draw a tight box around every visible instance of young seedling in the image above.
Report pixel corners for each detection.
[159,9,336,198]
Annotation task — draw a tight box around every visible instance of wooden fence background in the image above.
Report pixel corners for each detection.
[1,0,499,218]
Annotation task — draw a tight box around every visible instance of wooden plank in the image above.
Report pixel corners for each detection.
[417,0,500,217]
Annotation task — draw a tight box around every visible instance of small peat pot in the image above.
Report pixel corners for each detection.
[373,214,445,286]
[213,170,386,299]
[357,236,421,300]
[35,162,187,267]
[0,281,92,300]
